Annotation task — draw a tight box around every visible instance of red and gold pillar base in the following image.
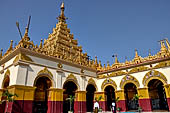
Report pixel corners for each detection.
[164,84,170,111]
[6,85,36,113]
[94,92,106,111]
[0,89,6,113]
[74,91,86,113]
[137,88,152,111]
[47,88,63,113]
[115,90,127,112]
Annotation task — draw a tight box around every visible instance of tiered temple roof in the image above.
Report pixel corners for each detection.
[0,3,98,70]
[1,3,170,77]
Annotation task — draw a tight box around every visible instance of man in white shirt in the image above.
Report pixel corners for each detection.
[112,101,116,113]
[94,101,99,113]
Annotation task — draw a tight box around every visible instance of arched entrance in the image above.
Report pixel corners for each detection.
[148,79,169,111]
[124,83,138,111]
[104,85,115,111]
[86,84,96,112]
[63,81,78,113]
[33,76,52,113]
[1,75,10,113]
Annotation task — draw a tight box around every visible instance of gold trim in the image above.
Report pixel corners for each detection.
[101,78,117,91]
[87,78,97,91]
[13,53,33,64]
[143,70,167,86]
[129,66,149,74]
[37,67,53,77]
[120,75,140,89]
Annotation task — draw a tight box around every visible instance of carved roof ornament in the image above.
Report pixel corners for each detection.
[0,49,3,59]
[37,67,53,77]
[13,53,33,64]
[165,38,170,52]
[159,39,170,57]
[4,40,13,56]
[66,73,78,83]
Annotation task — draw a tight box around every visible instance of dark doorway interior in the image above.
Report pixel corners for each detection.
[148,79,169,111]
[124,83,138,111]
[33,76,52,113]
[63,81,77,113]
[86,84,96,112]
[104,85,115,111]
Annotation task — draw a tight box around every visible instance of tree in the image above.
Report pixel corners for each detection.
[66,95,75,112]
[0,90,18,113]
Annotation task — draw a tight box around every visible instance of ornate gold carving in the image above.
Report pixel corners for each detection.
[13,53,33,63]
[109,71,126,77]
[66,73,78,83]
[57,63,63,69]
[88,78,97,90]
[153,61,170,69]
[80,69,84,74]
[38,67,53,77]
[97,74,107,79]
[101,78,117,91]
[142,70,168,86]
[129,66,149,74]
[120,75,140,89]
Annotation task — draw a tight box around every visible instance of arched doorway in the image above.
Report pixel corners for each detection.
[1,75,10,113]
[33,76,52,113]
[104,85,115,111]
[86,84,96,112]
[63,81,78,113]
[148,79,169,111]
[124,83,138,111]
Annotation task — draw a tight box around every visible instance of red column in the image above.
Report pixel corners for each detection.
[47,88,64,113]
[137,88,152,112]
[74,91,86,113]
[138,99,152,111]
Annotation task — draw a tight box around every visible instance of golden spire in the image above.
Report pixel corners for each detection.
[107,61,110,69]
[160,40,167,53]
[39,39,43,48]
[135,48,139,58]
[98,60,102,69]
[149,49,151,56]
[57,2,67,23]
[0,49,3,59]
[114,55,119,64]
[165,38,170,51]
[95,56,98,66]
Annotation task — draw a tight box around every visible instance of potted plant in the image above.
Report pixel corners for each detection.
[0,90,18,113]
[117,107,121,113]
[132,94,142,113]
[115,97,121,113]
[66,95,75,113]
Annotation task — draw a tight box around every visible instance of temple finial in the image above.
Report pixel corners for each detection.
[135,48,139,58]
[165,38,170,51]
[114,55,119,64]
[149,49,151,56]
[39,39,43,48]
[0,48,3,59]
[57,2,67,23]
[9,40,13,51]
[95,56,98,66]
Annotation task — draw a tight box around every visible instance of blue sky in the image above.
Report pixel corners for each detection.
[0,0,170,65]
